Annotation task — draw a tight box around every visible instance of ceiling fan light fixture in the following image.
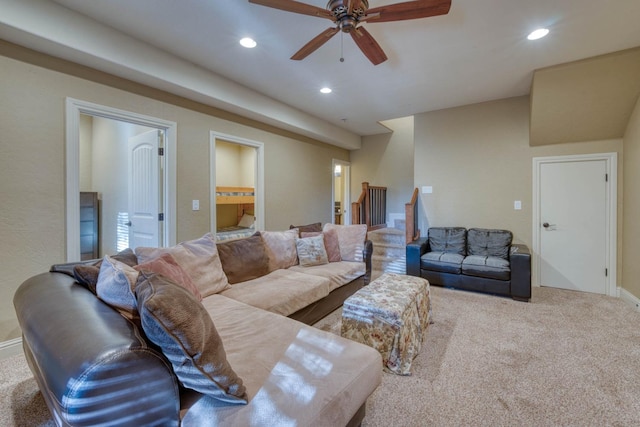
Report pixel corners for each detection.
[527,28,549,41]
[320,87,333,94]
[240,37,257,48]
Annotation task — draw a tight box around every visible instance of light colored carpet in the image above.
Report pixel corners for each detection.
[2,285,640,426]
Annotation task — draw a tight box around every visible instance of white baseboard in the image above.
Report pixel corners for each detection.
[618,287,640,312]
[0,337,23,360]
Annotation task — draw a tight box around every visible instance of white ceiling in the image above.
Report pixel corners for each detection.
[4,0,640,142]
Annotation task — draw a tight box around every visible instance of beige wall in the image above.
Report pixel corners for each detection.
[414,95,624,285]
[351,116,415,225]
[0,53,348,341]
[623,96,640,298]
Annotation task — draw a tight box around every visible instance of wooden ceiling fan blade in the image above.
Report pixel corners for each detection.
[248,0,333,20]
[291,27,339,60]
[364,0,451,23]
[350,27,388,65]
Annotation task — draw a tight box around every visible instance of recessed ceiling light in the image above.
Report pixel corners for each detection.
[320,87,332,94]
[527,28,549,41]
[239,37,257,48]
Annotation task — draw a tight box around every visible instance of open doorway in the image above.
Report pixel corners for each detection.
[333,160,351,225]
[66,98,177,261]
[210,132,264,239]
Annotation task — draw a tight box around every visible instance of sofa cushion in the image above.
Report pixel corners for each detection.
[182,294,382,426]
[95,255,139,319]
[462,255,511,280]
[289,261,366,292]
[296,234,329,267]
[135,232,230,297]
[322,223,368,262]
[420,251,464,274]
[136,272,248,405]
[428,227,467,255]
[217,232,270,284]
[219,269,330,316]
[261,229,299,272]
[134,252,201,300]
[467,228,512,260]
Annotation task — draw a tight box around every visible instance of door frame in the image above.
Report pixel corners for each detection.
[332,159,351,225]
[209,132,265,232]
[532,152,617,296]
[65,98,177,261]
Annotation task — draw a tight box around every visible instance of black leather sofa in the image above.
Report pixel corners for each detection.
[406,227,531,301]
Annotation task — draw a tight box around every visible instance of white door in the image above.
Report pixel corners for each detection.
[538,159,608,294]
[128,130,162,249]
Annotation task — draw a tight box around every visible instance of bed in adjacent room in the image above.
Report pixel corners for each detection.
[215,186,255,241]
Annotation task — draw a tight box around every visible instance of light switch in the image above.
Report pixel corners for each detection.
[192,200,200,211]
[422,186,433,194]
[514,200,522,210]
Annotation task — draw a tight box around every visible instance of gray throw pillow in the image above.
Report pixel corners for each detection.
[136,272,248,405]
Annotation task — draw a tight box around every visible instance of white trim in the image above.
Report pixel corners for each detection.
[65,98,177,260]
[0,337,23,360]
[332,159,351,225]
[210,132,265,233]
[532,152,617,297]
[619,288,640,312]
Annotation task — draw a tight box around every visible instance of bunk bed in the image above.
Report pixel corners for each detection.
[215,186,255,241]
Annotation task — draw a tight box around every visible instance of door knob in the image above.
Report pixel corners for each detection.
[125,221,132,227]
[543,222,549,228]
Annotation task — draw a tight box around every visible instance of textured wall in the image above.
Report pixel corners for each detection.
[623,96,640,298]
[0,53,348,342]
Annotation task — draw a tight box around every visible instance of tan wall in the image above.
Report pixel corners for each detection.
[0,53,348,341]
[351,116,415,223]
[414,96,625,284]
[623,96,640,298]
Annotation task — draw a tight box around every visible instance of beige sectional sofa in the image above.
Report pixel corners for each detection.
[14,224,381,426]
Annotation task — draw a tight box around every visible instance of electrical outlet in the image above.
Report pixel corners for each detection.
[192,200,199,211]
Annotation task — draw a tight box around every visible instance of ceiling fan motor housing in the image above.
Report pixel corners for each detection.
[328,0,369,32]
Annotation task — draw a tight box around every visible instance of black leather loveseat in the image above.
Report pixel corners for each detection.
[406,227,531,301]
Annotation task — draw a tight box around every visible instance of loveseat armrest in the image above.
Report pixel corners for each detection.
[510,244,531,301]
[406,237,428,277]
[14,272,180,426]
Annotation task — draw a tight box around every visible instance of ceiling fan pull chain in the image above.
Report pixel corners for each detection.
[340,31,345,63]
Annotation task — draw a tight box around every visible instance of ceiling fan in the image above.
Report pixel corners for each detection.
[248,0,452,65]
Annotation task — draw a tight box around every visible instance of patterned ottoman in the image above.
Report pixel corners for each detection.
[341,273,431,375]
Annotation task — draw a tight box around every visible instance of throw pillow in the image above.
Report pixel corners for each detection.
[95,255,139,319]
[134,252,202,301]
[136,272,248,405]
[301,229,341,262]
[322,223,367,262]
[73,248,138,294]
[296,234,329,267]
[217,232,270,284]
[135,232,230,298]
[237,213,254,228]
[261,229,299,271]
[289,222,322,236]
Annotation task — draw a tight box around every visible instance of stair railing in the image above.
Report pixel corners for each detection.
[405,187,420,243]
[351,182,387,231]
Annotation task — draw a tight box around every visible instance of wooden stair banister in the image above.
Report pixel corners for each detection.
[405,187,420,244]
[351,182,387,231]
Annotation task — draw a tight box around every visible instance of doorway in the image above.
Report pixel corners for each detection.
[333,160,351,225]
[66,98,177,261]
[210,132,264,234]
[532,153,617,296]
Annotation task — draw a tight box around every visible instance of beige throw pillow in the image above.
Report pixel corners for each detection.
[322,223,368,262]
[301,229,341,262]
[261,229,299,271]
[135,232,230,298]
[296,234,329,266]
